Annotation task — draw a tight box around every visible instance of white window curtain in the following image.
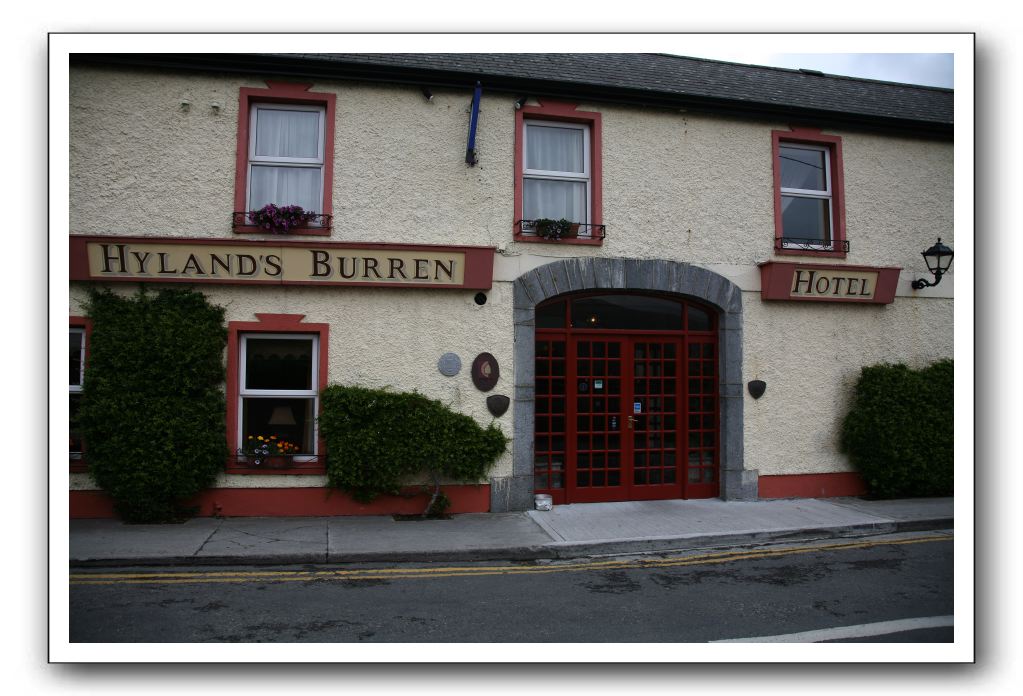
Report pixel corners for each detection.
[526,125,585,173]
[254,108,321,159]
[249,166,322,212]
[523,179,587,221]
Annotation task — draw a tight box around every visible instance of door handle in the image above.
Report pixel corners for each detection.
[627,416,637,429]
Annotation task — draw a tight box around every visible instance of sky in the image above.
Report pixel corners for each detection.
[676,52,954,88]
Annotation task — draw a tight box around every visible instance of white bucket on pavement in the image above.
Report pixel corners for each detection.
[534,494,553,511]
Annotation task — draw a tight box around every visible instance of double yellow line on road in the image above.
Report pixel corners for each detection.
[69,534,953,586]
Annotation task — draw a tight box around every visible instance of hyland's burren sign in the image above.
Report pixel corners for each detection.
[70,236,495,290]
[759,262,901,304]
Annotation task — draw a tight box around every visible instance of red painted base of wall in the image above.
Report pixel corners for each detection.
[758,472,867,499]
[71,474,868,517]
[70,485,492,519]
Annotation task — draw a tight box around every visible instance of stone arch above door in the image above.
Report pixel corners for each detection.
[490,257,756,512]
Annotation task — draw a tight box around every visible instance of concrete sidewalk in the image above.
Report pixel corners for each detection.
[68,496,954,567]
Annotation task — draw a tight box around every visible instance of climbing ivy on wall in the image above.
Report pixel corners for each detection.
[79,288,228,523]
[318,385,508,514]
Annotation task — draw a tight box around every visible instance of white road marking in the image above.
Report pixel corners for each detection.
[711,615,954,643]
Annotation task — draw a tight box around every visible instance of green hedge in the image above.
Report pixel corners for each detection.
[319,385,508,510]
[839,360,953,498]
[79,288,227,522]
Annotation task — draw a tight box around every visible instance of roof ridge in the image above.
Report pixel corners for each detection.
[649,52,953,92]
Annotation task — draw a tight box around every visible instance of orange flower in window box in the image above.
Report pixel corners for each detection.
[240,434,301,468]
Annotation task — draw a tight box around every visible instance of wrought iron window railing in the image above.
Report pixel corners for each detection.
[775,237,849,253]
[517,220,606,240]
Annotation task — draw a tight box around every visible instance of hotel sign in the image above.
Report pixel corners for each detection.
[70,236,495,290]
[759,262,901,304]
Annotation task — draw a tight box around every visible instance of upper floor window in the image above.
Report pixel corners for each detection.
[233,82,336,235]
[514,100,603,245]
[779,143,831,243]
[247,103,325,215]
[771,128,847,257]
[522,121,591,226]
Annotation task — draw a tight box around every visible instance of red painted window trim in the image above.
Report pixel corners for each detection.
[69,316,92,472]
[226,314,329,474]
[514,99,603,246]
[233,81,336,236]
[771,127,847,259]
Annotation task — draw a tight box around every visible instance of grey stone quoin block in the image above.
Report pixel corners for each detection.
[507,258,750,511]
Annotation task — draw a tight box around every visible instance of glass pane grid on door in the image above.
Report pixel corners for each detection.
[534,293,721,503]
[534,340,567,492]
[686,341,718,484]
[574,339,623,489]
[632,341,679,486]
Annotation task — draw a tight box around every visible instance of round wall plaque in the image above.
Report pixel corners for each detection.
[438,352,462,377]
[471,352,500,392]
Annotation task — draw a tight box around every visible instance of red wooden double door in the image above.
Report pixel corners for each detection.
[534,293,719,504]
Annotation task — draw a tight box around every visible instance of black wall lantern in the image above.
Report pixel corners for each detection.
[911,238,954,290]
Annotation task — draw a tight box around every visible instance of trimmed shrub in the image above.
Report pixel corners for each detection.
[79,288,227,522]
[840,360,953,498]
[319,385,508,513]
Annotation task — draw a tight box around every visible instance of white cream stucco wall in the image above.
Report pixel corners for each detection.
[69,65,955,491]
[742,296,953,476]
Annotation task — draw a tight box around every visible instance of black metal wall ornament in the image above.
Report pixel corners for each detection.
[748,380,767,399]
[486,394,510,417]
[471,352,500,391]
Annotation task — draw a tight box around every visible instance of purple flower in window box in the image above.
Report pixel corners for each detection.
[247,204,318,233]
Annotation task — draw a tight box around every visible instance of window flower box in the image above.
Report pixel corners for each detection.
[232,206,332,235]
[239,434,301,469]
[517,219,606,242]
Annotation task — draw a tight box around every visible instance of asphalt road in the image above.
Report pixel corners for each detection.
[69,531,953,643]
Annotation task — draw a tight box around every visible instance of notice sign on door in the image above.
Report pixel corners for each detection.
[633,402,642,414]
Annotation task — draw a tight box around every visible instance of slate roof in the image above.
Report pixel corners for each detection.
[73,52,954,137]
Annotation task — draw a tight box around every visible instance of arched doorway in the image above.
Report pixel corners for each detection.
[490,258,753,512]
[534,292,719,503]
